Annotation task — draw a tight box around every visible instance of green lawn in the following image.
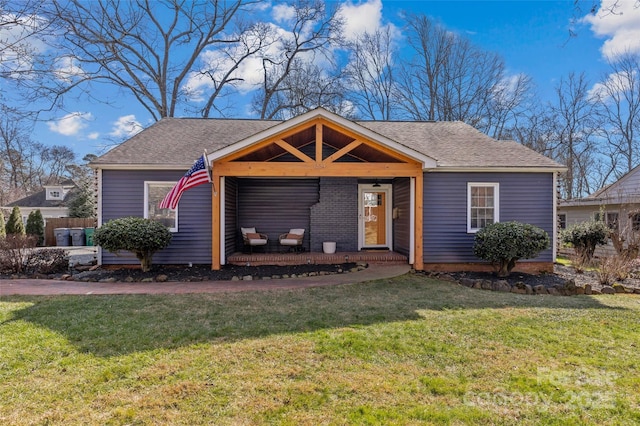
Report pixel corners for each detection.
[1,274,639,425]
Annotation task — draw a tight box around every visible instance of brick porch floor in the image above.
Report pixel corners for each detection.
[227,250,408,266]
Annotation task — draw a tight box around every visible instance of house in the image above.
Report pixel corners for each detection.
[90,108,564,272]
[558,164,640,257]
[4,179,78,223]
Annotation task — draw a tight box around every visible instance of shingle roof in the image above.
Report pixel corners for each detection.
[91,112,563,170]
[7,187,78,208]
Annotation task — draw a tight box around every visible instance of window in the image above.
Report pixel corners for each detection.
[631,213,640,231]
[144,182,178,232]
[47,189,62,200]
[558,213,567,230]
[594,211,619,231]
[467,183,499,233]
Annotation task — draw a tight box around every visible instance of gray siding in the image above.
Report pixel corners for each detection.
[310,177,359,252]
[423,172,554,264]
[225,177,238,256]
[392,177,411,256]
[101,170,212,265]
[237,178,318,251]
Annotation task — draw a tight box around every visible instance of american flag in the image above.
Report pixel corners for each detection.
[159,154,211,210]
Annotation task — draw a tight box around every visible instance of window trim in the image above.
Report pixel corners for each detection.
[467,182,500,233]
[144,181,178,232]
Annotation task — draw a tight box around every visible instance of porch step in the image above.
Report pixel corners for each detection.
[227,251,408,267]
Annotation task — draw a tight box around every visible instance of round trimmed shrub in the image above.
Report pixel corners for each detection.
[94,217,172,272]
[473,221,550,277]
[560,220,607,263]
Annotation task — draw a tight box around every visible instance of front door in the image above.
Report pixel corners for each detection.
[359,184,392,250]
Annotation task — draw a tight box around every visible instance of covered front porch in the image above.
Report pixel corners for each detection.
[208,110,436,270]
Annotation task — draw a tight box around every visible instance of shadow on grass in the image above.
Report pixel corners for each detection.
[4,274,626,357]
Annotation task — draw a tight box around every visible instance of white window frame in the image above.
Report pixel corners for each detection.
[144,181,178,232]
[47,189,62,200]
[467,182,499,233]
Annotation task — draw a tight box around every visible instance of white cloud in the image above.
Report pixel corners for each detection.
[87,132,100,140]
[337,0,390,42]
[47,112,93,136]
[582,0,640,59]
[54,56,86,82]
[109,115,143,139]
[589,69,638,102]
[0,12,50,77]
[272,4,296,22]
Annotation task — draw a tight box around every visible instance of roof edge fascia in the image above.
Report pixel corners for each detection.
[90,164,191,171]
[207,108,438,169]
[427,166,567,173]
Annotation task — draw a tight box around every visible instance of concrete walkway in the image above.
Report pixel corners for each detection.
[0,264,412,296]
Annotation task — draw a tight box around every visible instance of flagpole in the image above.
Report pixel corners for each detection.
[204,149,217,196]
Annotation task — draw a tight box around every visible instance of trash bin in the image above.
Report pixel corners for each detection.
[70,227,86,246]
[84,227,95,246]
[54,228,71,247]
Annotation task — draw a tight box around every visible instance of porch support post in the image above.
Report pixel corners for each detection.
[211,171,222,270]
[414,172,424,271]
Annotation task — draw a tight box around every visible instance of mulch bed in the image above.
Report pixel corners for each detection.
[67,262,360,282]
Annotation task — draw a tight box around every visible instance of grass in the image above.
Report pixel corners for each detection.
[1,274,640,425]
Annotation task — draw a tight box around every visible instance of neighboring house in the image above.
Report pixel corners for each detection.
[4,179,78,224]
[558,164,640,257]
[91,108,565,272]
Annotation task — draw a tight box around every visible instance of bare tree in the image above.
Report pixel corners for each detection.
[397,13,516,132]
[253,0,343,119]
[396,14,452,121]
[345,27,397,120]
[593,52,640,176]
[0,104,77,204]
[549,72,603,199]
[43,0,259,120]
[482,73,534,140]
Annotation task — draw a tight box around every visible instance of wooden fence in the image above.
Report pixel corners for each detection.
[45,218,96,247]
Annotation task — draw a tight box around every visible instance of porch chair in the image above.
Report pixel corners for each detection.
[279,228,305,252]
[241,227,268,254]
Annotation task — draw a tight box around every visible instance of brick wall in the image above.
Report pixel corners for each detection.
[310,177,358,252]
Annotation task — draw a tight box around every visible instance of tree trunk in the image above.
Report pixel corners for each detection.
[136,251,153,272]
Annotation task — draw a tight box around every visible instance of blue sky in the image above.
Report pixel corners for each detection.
[16,0,640,161]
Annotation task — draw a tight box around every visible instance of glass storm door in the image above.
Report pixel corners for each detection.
[359,185,391,249]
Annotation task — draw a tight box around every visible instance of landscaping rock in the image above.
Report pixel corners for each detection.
[547,287,560,296]
[601,286,615,294]
[612,283,627,294]
[584,284,592,295]
[575,286,585,295]
[242,275,253,281]
[155,274,168,282]
[460,278,475,288]
[481,280,493,290]
[533,285,548,295]
[511,282,528,295]
[494,280,512,292]
[141,277,153,283]
[472,280,483,289]
[99,277,117,283]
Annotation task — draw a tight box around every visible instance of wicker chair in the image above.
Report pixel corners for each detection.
[241,227,268,253]
[279,228,305,252]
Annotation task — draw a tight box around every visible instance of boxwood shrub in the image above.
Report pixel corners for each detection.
[473,221,550,277]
